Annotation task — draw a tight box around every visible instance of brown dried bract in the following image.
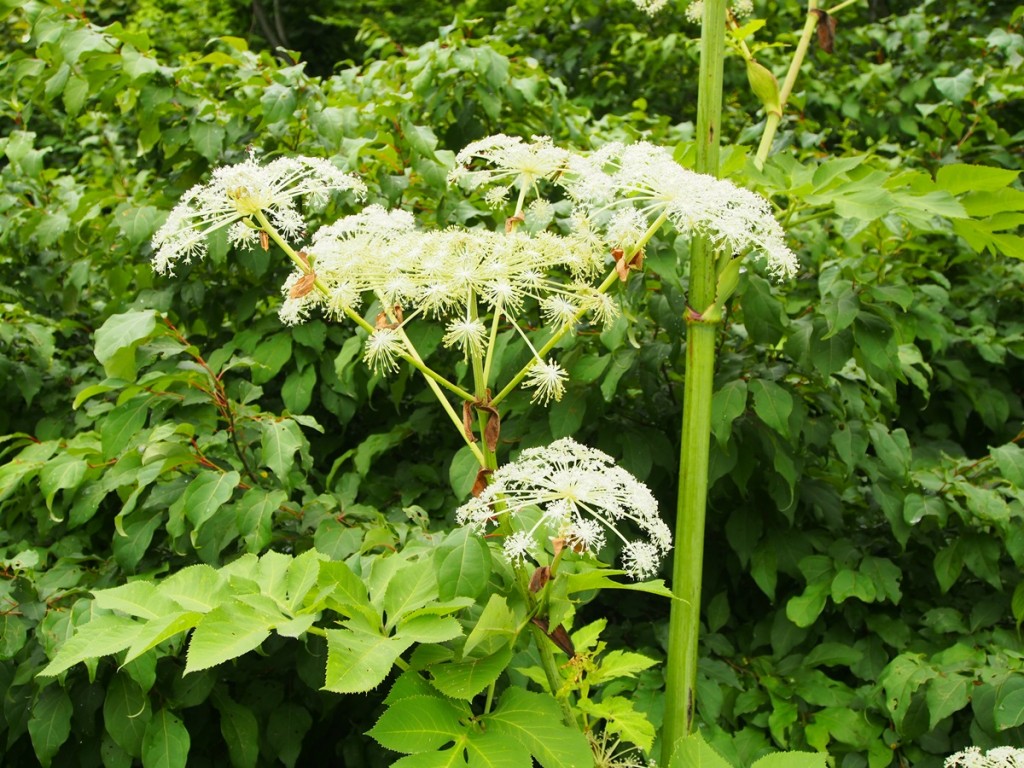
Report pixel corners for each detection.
[259,230,270,251]
[529,566,551,593]
[471,467,492,497]
[288,272,317,299]
[813,9,837,54]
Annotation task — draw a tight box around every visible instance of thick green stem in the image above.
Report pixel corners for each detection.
[662,0,726,761]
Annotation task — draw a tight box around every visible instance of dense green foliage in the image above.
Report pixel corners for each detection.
[1,0,1022,766]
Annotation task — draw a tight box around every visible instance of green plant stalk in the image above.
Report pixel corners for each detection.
[754,0,819,166]
[662,0,727,760]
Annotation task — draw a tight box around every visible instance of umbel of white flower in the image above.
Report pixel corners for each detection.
[455,438,673,580]
[150,148,365,274]
[946,747,1024,768]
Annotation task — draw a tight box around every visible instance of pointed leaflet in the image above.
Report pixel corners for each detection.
[124,611,203,665]
[368,694,469,753]
[383,558,439,631]
[668,731,734,768]
[157,564,229,613]
[430,647,514,700]
[926,674,970,729]
[576,695,655,752]
[184,600,279,673]
[93,580,179,620]
[462,594,517,658]
[172,470,239,535]
[325,626,413,693]
[142,709,190,768]
[750,379,794,439]
[39,614,144,676]
[486,688,592,768]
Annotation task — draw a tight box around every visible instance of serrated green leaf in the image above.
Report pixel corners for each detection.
[368,694,467,753]
[397,614,463,644]
[577,695,655,752]
[463,594,516,658]
[486,688,592,768]
[142,709,190,768]
[563,570,674,599]
[383,559,438,631]
[668,731,733,768]
[933,69,974,104]
[185,600,279,673]
[324,627,412,693]
[936,163,1021,194]
[39,614,143,676]
[124,611,203,664]
[430,647,513,700]
[93,581,179,620]
[157,565,229,613]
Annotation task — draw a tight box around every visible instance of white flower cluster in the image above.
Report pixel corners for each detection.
[562,141,798,279]
[684,0,754,24]
[455,438,672,580]
[946,748,1024,768]
[151,149,365,275]
[450,134,797,280]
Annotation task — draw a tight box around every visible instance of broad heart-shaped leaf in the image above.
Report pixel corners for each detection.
[436,528,492,601]
[994,683,1024,730]
[486,688,592,768]
[104,674,151,757]
[368,694,469,753]
[167,470,238,539]
[751,751,828,768]
[429,647,513,700]
[93,310,160,379]
[260,418,305,483]
[142,709,190,768]
[711,380,747,447]
[39,614,143,676]
[749,379,794,439]
[926,674,971,729]
[213,693,259,768]
[324,626,413,693]
[28,686,73,767]
[184,600,279,673]
[668,731,733,768]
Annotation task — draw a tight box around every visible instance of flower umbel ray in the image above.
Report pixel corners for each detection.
[151,149,365,274]
[455,438,672,579]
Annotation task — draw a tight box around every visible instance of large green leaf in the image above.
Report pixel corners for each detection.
[28,687,73,767]
[93,310,160,380]
[184,600,279,673]
[368,694,467,753]
[39,614,143,676]
[141,709,190,768]
[486,688,592,768]
[324,627,412,694]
